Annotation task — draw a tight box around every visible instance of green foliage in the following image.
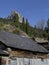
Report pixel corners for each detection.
[13,29,20,34]
[21,17,25,31]
[2,28,9,31]
[25,19,29,34]
[44,18,49,40]
[0,12,49,40]
[47,19,49,30]
[47,31,49,40]
[13,13,19,27]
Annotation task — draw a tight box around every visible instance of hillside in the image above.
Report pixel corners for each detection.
[0,10,49,40]
[0,22,29,38]
[0,11,34,37]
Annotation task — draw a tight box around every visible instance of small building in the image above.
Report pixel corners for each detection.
[35,38,49,51]
[0,49,9,65]
[0,31,49,65]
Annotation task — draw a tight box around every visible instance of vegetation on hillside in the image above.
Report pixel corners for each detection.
[0,11,49,40]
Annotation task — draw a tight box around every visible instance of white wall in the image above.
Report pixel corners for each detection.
[30,59,48,65]
[9,58,49,65]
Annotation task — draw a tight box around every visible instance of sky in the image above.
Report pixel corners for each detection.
[0,0,49,26]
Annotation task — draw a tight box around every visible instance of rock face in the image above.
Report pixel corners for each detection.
[7,10,23,23]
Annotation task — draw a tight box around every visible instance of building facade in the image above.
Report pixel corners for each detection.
[0,31,49,65]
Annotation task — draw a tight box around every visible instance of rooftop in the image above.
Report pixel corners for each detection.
[0,49,9,56]
[0,31,48,54]
[35,37,49,43]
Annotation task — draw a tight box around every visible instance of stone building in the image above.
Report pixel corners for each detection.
[0,31,49,65]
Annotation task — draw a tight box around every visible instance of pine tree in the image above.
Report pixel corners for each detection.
[47,19,49,30]
[22,17,25,31]
[14,13,19,27]
[25,19,29,34]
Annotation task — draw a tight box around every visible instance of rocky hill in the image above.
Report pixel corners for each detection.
[0,10,49,40]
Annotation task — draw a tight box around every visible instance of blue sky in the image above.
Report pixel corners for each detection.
[0,0,49,26]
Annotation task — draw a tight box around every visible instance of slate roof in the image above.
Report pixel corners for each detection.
[35,38,49,43]
[0,49,9,56]
[0,31,48,54]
